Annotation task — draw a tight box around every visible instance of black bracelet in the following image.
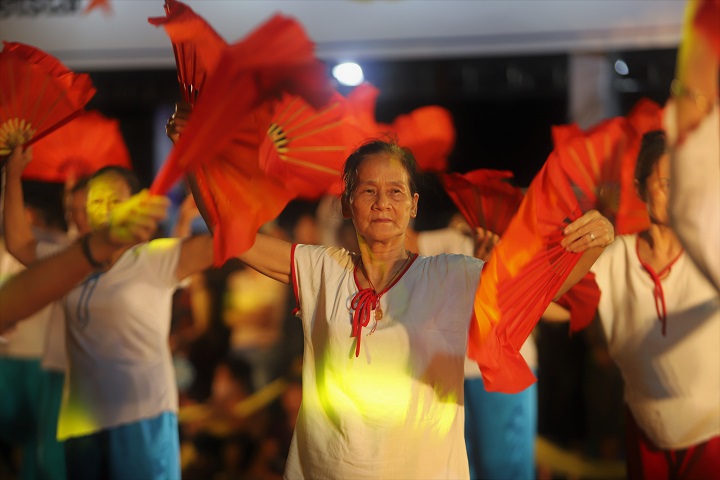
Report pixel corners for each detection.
[80,234,108,270]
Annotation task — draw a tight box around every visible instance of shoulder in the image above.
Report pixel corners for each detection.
[415,252,483,280]
[591,234,636,281]
[295,244,355,265]
[133,238,183,257]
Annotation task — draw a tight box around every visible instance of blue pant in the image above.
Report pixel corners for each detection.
[64,412,180,480]
[464,377,537,480]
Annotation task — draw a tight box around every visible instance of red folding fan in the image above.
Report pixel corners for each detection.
[440,169,524,236]
[150,15,333,265]
[258,92,368,199]
[468,98,663,393]
[469,153,585,393]
[441,168,600,338]
[556,272,601,333]
[148,0,227,105]
[0,42,95,157]
[346,82,456,172]
[151,14,332,196]
[22,110,131,183]
[389,106,455,173]
[694,0,720,59]
[552,98,663,235]
[345,82,381,136]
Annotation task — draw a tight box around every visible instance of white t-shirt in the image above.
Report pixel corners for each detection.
[35,241,71,372]
[591,234,720,448]
[417,227,537,374]
[667,104,720,292]
[0,240,49,358]
[287,244,483,480]
[57,238,182,440]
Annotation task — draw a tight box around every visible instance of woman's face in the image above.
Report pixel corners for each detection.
[86,173,132,231]
[640,153,671,226]
[347,153,419,244]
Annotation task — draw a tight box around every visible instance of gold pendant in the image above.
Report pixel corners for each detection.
[374,306,383,321]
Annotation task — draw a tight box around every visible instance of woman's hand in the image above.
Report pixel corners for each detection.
[106,190,170,246]
[4,146,32,179]
[474,228,500,262]
[561,209,614,253]
[165,101,192,144]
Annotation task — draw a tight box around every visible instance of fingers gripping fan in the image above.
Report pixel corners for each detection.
[0,42,95,157]
[23,111,131,183]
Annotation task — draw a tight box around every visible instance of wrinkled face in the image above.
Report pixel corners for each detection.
[640,153,671,226]
[347,153,419,244]
[86,173,132,231]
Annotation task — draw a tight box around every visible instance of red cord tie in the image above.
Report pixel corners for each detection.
[637,242,683,336]
[350,288,379,357]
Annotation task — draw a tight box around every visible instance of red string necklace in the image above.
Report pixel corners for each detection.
[350,251,417,357]
[636,239,683,336]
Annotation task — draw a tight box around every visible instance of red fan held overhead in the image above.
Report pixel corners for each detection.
[0,42,95,157]
[346,82,456,172]
[151,14,334,265]
[23,110,131,183]
[552,98,663,235]
[148,0,227,105]
[440,170,524,236]
[259,92,368,199]
[389,106,455,173]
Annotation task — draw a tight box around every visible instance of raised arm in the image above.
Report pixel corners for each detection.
[0,190,169,331]
[167,103,293,284]
[556,209,614,299]
[185,172,292,283]
[2,146,38,265]
[668,0,720,291]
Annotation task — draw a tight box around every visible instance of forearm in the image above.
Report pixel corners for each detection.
[555,247,605,299]
[2,169,37,265]
[0,230,116,331]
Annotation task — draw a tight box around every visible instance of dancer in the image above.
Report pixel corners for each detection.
[3,146,213,480]
[173,127,612,478]
[590,130,720,478]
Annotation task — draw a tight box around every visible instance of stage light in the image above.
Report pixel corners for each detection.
[614,59,629,76]
[332,62,364,86]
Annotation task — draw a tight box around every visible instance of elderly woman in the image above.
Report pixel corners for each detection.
[225,139,611,479]
[590,131,720,478]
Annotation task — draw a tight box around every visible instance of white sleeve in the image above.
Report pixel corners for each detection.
[139,238,183,289]
[417,228,473,256]
[668,105,720,292]
[36,240,69,260]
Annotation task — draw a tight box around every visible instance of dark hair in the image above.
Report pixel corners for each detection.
[341,139,420,207]
[71,176,90,194]
[635,130,666,192]
[89,166,140,194]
